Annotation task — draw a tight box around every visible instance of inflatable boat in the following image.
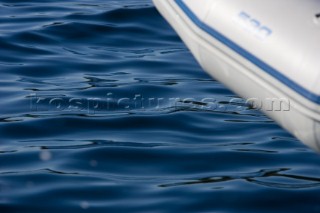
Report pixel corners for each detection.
[153,0,320,152]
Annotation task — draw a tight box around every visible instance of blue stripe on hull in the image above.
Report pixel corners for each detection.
[175,0,320,104]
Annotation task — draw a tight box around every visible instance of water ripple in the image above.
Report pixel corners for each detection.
[0,0,320,212]
[159,168,320,189]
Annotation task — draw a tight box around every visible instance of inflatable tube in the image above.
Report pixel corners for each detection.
[153,0,320,152]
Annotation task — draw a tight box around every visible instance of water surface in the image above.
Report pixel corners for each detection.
[0,1,320,212]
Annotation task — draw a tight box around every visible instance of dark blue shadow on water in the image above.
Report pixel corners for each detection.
[0,0,319,213]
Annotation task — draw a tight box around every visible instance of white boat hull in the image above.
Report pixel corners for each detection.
[153,0,320,151]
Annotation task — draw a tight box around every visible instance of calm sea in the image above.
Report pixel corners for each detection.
[0,0,320,212]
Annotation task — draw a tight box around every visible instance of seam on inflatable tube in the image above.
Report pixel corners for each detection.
[175,0,320,105]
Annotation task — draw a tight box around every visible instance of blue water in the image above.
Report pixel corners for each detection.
[0,1,320,212]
